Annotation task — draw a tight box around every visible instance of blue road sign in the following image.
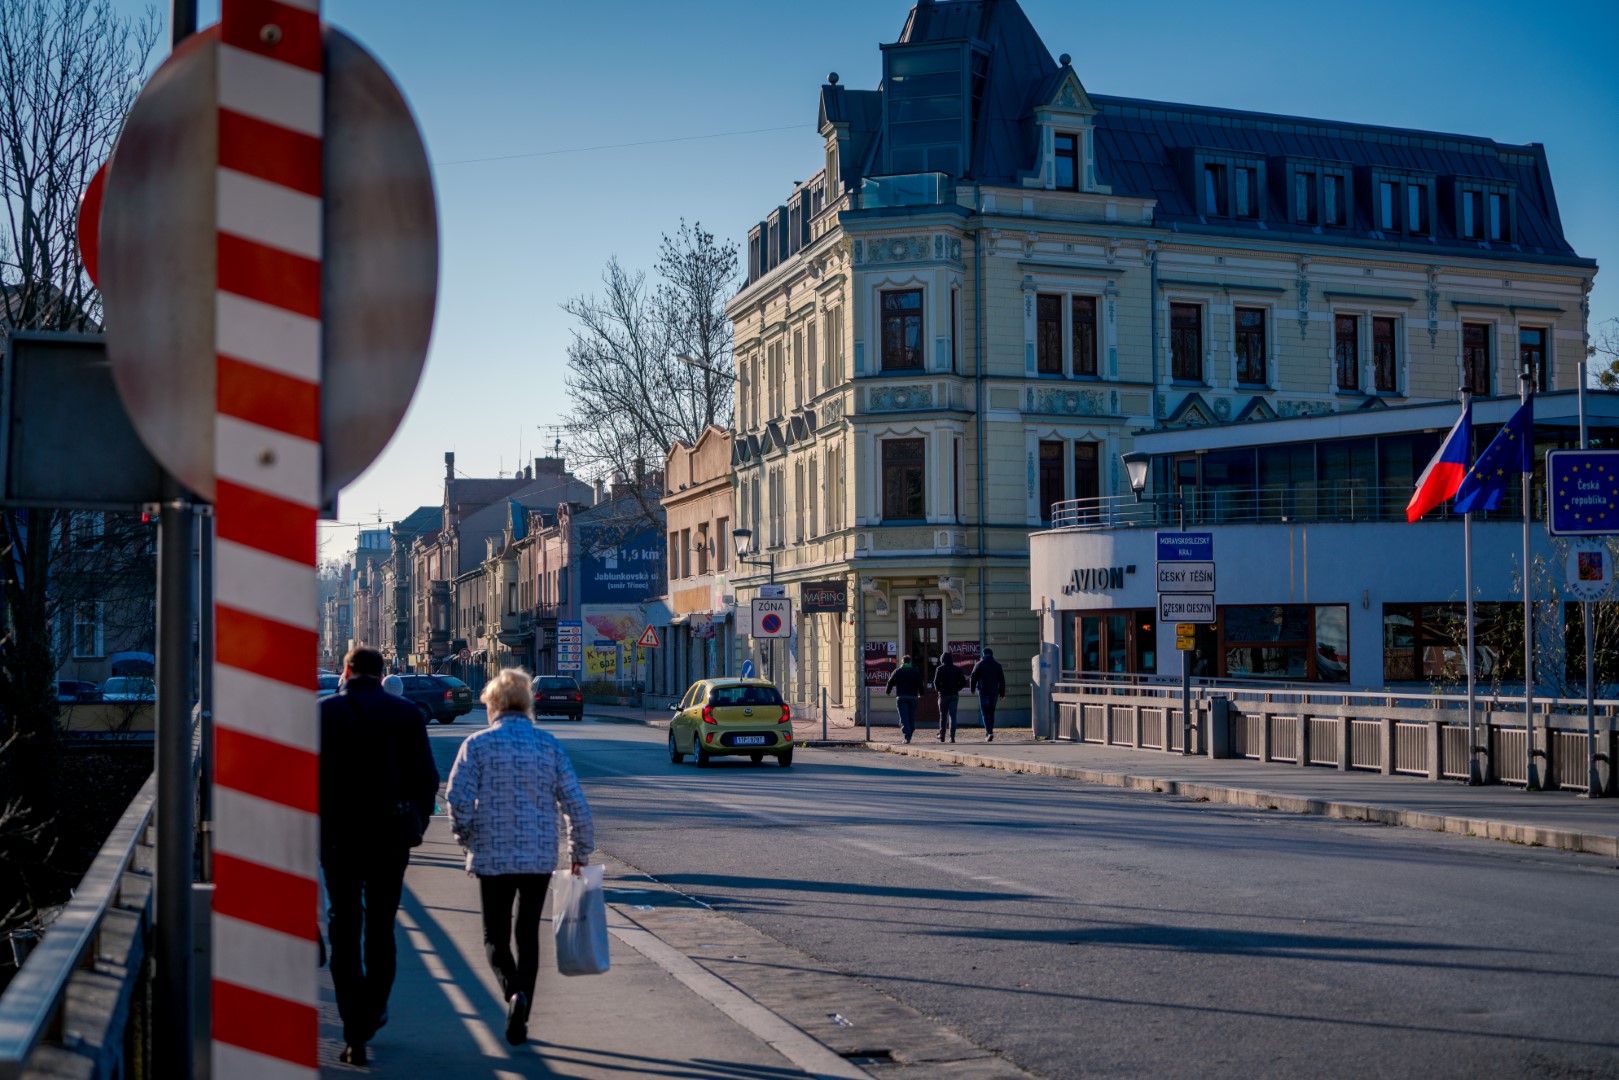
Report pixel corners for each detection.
[1547,450,1619,536]
[741,660,756,679]
[1157,532,1214,561]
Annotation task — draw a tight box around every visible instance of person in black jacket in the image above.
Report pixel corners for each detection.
[968,648,1007,742]
[932,656,968,742]
[884,654,924,743]
[321,646,441,1067]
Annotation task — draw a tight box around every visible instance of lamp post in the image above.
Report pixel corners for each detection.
[730,527,777,681]
[1123,450,1193,753]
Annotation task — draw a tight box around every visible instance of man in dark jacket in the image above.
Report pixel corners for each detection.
[932,656,968,743]
[884,654,924,743]
[969,648,1007,742]
[321,646,440,1066]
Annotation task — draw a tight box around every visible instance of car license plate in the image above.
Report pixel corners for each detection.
[733,735,766,746]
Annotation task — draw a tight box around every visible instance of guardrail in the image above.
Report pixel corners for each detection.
[1046,484,1535,531]
[1051,677,1619,791]
[0,776,156,1080]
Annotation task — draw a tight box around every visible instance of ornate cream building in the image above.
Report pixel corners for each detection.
[724,0,1595,726]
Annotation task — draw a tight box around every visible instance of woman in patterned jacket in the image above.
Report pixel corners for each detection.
[447,667,594,1046]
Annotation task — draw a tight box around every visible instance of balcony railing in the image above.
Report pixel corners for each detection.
[854,172,955,211]
[1046,484,1539,531]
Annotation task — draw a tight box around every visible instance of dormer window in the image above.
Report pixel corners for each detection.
[1234,167,1257,219]
[1324,173,1345,225]
[1362,167,1435,237]
[1054,133,1079,191]
[1295,172,1317,224]
[1406,183,1429,235]
[1203,164,1227,216]
[1454,179,1514,243]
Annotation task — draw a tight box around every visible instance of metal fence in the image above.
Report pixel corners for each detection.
[0,777,156,1080]
[1051,677,1618,791]
[1046,484,1534,531]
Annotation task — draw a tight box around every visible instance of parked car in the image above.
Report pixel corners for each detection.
[533,675,584,721]
[99,676,156,702]
[57,680,100,704]
[667,678,793,767]
[396,674,474,724]
[317,674,341,698]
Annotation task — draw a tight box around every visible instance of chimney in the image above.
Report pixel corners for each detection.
[534,456,564,480]
[444,451,455,481]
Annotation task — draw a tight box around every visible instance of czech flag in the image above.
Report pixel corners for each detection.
[1406,405,1472,522]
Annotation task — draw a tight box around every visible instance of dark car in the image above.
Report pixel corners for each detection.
[57,680,100,704]
[533,675,583,721]
[397,674,474,724]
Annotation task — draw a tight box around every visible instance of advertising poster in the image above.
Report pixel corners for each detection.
[945,640,981,672]
[584,646,618,679]
[863,640,897,687]
[580,524,664,605]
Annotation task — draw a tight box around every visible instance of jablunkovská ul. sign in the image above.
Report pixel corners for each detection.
[1062,566,1127,596]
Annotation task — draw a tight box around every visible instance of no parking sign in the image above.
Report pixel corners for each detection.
[750,598,793,638]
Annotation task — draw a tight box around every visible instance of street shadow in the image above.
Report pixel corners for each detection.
[649,871,1041,904]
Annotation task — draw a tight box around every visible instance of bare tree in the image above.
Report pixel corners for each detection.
[561,221,737,532]
[1592,317,1619,391]
[0,0,157,934]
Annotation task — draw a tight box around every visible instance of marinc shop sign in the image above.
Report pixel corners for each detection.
[1063,566,1127,595]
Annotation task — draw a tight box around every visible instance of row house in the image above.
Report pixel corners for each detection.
[725,0,1595,726]
[345,527,390,658]
[409,452,594,673]
[377,506,440,671]
[648,427,737,700]
[49,511,157,689]
[505,486,667,687]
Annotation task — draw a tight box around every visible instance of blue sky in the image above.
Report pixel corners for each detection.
[119,1,1619,558]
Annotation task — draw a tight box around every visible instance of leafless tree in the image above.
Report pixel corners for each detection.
[1592,317,1619,391]
[0,0,157,934]
[561,221,737,533]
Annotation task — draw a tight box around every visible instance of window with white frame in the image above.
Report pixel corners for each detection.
[1234,307,1267,385]
[807,321,818,399]
[1035,290,1100,377]
[807,457,819,539]
[1170,303,1203,382]
[881,438,926,521]
[793,461,805,542]
[1372,316,1400,393]
[1334,314,1360,391]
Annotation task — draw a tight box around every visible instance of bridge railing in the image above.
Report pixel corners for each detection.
[1050,677,1619,791]
[0,775,156,1080]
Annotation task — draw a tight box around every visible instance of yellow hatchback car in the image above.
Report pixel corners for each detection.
[668,678,794,767]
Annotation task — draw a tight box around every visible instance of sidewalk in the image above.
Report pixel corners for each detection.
[592,706,1618,858]
[318,817,871,1078]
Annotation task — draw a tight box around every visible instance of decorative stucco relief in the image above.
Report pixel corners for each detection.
[867,385,934,411]
[1031,387,1111,416]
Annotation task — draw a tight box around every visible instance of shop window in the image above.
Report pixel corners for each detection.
[1039,441,1064,522]
[1170,303,1202,382]
[1462,323,1491,396]
[1234,307,1266,385]
[1220,603,1349,682]
[881,289,924,371]
[1383,603,1519,683]
[1072,296,1098,376]
[1036,294,1062,374]
[1072,610,1157,676]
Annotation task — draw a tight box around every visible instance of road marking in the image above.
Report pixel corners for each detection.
[607,912,872,1080]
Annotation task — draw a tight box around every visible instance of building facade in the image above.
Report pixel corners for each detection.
[649,427,738,701]
[726,0,1594,726]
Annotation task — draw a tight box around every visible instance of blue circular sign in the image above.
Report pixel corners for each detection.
[741,660,756,678]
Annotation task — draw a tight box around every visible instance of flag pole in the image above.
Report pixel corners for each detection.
[1462,391,1481,784]
[1521,373,1540,792]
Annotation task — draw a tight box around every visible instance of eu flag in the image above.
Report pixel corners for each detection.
[1451,397,1534,514]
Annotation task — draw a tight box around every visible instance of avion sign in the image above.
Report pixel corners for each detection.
[1062,566,1126,595]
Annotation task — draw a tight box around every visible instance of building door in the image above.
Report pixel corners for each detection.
[904,597,944,726]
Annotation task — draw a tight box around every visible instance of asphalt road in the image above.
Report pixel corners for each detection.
[429,711,1619,1080]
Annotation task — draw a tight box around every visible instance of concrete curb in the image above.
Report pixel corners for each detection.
[871,742,1619,859]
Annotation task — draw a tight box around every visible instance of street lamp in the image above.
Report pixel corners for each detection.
[1119,450,1184,528]
[730,527,778,682]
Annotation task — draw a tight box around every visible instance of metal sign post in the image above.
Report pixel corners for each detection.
[1158,532,1215,755]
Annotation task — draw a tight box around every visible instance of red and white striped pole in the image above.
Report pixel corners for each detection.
[209,0,324,1075]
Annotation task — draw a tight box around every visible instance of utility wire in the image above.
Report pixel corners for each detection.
[434,122,808,168]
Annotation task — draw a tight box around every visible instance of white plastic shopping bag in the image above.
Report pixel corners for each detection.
[553,864,610,976]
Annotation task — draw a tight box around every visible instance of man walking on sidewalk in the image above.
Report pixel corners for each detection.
[885,654,924,743]
[933,655,967,742]
[969,648,1007,742]
[321,646,440,1067]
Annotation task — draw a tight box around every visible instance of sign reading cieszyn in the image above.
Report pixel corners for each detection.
[1159,594,1215,623]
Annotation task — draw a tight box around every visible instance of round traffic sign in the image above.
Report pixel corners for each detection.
[99,26,438,503]
[741,660,756,679]
[760,613,782,635]
[77,161,108,287]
